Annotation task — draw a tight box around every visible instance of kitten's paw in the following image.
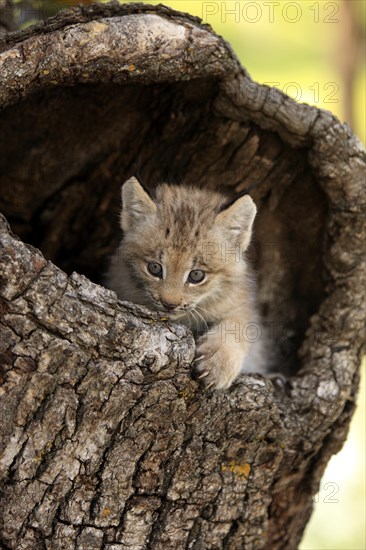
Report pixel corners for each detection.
[194,340,242,390]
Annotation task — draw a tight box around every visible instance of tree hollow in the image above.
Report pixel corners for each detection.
[0,3,365,549]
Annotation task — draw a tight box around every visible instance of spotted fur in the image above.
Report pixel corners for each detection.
[106,177,266,389]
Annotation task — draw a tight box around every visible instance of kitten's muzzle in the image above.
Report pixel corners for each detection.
[161,300,180,312]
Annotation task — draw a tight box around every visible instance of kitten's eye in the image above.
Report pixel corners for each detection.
[188,269,205,284]
[147,262,163,278]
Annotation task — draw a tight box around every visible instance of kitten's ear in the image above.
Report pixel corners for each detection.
[216,194,257,249]
[120,177,156,231]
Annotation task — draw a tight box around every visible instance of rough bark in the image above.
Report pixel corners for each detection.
[0,3,365,549]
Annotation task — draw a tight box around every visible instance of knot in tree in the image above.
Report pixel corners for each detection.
[0,3,365,549]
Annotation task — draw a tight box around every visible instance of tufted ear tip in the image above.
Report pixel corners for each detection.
[120,177,156,231]
[239,194,257,219]
[216,193,257,249]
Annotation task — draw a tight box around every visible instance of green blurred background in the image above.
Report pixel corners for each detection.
[10,1,366,548]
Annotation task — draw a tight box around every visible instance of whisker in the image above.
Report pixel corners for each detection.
[191,308,202,330]
[195,303,211,315]
[193,307,208,332]
[187,309,197,330]
[195,303,221,323]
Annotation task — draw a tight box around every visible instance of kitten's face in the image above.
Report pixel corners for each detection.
[124,233,228,322]
[120,178,256,323]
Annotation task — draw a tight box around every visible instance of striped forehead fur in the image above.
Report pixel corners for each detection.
[154,184,226,247]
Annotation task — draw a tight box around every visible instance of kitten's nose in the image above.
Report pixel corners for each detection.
[161,300,179,311]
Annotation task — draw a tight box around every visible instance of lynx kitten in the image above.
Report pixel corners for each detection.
[106,177,266,389]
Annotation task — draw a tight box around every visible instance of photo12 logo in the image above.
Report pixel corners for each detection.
[263,81,339,104]
[202,2,340,24]
[226,78,340,106]
[201,240,302,265]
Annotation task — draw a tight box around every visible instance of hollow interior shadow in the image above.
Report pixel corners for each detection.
[0,80,327,375]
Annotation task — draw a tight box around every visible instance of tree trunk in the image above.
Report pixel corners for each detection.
[0,3,365,549]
